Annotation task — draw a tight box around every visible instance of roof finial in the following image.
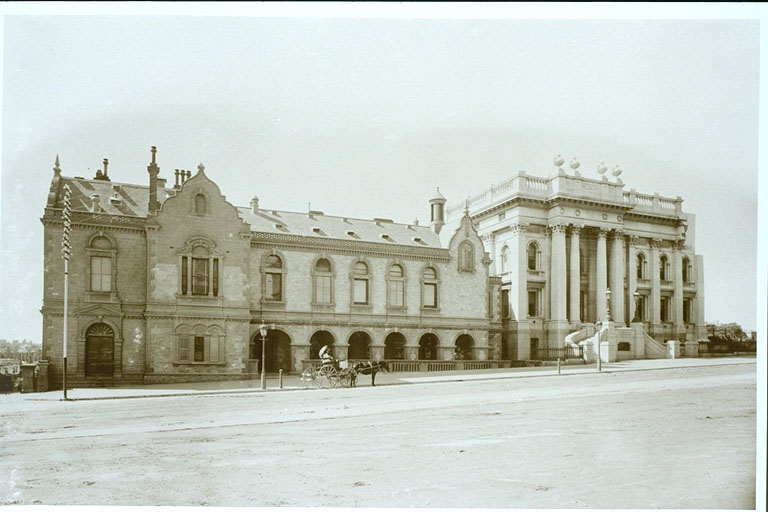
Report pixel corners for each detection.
[463,197,470,215]
[198,162,205,173]
[151,146,157,164]
[53,155,61,174]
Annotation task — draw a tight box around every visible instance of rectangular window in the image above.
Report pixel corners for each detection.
[423,283,437,308]
[660,297,670,322]
[194,336,205,362]
[580,290,588,320]
[209,336,219,363]
[353,278,369,304]
[316,275,332,303]
[502,289,510,318]
[636,295,645,321]
[265,273,282,301]
[388,280,404,307]
[192,258,208,295]
[181,256,188,295]
[528,290,539,317]
[90,256,111,292]
[178,335,190,361]
[212,259,219,297]
[683,298,692,323]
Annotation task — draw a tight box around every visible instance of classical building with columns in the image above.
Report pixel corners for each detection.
[445,159,707,361]
[40,147,501,387]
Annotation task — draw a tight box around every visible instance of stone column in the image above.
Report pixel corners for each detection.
[627,235,638,322]
[484,234,497,275]
[609,230,625,325]
[596,229,608,322]
[650,238,662,329]
[569,225,582,324]
[549,224,568,322]
[508,223,530,359]
[674,241,685,338]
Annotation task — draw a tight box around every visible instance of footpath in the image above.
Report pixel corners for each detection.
[6,357,757,402]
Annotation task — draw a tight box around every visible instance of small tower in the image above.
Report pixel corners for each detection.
[250,195,259,214]
[429,187,447,235]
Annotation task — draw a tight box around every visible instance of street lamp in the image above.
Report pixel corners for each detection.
[605,288,612,322]
[259,324,268,390]
[632,289,641,323]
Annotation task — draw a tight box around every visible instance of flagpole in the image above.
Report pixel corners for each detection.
[61,183,71,401]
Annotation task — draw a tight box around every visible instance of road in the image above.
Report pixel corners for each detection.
[1,362,757,508]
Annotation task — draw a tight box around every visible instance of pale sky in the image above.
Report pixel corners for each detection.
[0,4,764,342]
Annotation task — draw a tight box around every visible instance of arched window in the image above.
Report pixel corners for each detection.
[660,255,669,281]
[88,235,114,292]
[636,253,647,279]
[387,263,405,308]
[459,241,474,272]
[384,332,406,360]
[179,237,221,297]
[682,257,692,283]
[455,334,474,360]
[422,266,439,309]
[527,242,540,271]
[352,261,370,305]
[313,258,333,304]
[194,193,207,215]
[500,245,509,273]
[263,254,284,301]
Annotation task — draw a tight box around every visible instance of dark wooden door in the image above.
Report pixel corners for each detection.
[86,335,114,377]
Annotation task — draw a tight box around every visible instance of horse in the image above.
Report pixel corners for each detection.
[349,360,390,387]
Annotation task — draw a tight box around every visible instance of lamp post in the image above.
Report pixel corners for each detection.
[605,288,612,322]
[259,324,268,390]
[633,290,641,323]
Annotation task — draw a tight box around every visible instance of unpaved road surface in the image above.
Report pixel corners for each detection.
[1,363,756,508]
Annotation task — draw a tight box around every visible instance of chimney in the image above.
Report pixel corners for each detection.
[174,169,180,189]
[90,194,100,212]
[147,146,160,213]
[251,195,259,214]
[103,158,109,179]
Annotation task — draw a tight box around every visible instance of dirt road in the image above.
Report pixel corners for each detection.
[2,362,756,508]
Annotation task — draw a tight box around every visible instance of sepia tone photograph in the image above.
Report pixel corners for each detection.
[0,2,764,510]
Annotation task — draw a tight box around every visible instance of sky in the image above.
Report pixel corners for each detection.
[0,3,764,342]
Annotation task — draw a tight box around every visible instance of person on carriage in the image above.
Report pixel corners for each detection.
[319,345,339,371]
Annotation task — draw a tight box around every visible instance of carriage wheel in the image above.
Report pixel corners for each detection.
[300,367,317,389]
[339,368,356,388]
[318,366,338,388]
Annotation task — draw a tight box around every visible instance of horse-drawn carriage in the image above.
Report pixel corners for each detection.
[300,360,389,389]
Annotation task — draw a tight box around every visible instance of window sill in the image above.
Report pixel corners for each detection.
[85,291,119,302]
[172,361,227,366]
[176,294,224,306]
[420,307,441,315]
[311,303,335,311]
[386,306,407,313]
[351,304,372,313]
[261,299,286,310]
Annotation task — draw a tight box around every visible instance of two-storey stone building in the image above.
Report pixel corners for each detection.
[40,147,501,387]
[444,158,707,362]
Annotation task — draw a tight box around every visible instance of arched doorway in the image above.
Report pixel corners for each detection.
[384,332,406,360]
[419,333,438,360]
[309,330,335,360]
[250,329,292,373]
[85,323,114,377]
[348,331,371,360]
[455,334,474,361]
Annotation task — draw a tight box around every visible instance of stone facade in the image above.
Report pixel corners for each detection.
[40,148,500,387]
[445,163,707,361]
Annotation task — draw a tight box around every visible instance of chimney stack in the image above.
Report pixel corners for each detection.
[147,146,160,213]
[251,195,259,214]
[90,194,100,212]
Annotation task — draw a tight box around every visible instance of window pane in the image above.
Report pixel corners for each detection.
[354,261,368,275]
[194,336,205,362]
[212,259,219,296]
[195,194,206,214]
[178,336,189,361]
[389,280,404,307]
[528,246,537,270]
[91,256,111,292]
[423,283,436,308]
[181,256,188,295]
[353,278,368,304]
[528,290,537,316]
[192,258,208,295]
[265,255,282,269]
[316,258,331,272]
[316,275,331,303]
[266,273,282,301]
[209,337,219,363]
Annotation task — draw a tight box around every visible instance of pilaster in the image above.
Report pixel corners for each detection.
[596,229,608,322]
[568,225,582,323]
[627,235,638,322]
[650,238,662,328]
[609,230,625,325]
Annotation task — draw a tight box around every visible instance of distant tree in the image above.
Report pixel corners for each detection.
[706,322,756,352]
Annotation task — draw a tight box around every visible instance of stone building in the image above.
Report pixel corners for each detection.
[40,147,501,387]
[444,157,707,362]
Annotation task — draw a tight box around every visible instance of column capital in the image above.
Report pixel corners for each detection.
[510,223,528,234]
[597,228,610,239]
[627,235,640,247]
[548,224,568,235]
[650,238,663,249]
[568,224,584,237]
[610,229,625,240]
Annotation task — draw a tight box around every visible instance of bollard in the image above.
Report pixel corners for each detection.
[557,358,561,375]
[597,355,602,372]
[279,369,283,389]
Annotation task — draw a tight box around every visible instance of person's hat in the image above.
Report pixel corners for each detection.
[319,345,329,357]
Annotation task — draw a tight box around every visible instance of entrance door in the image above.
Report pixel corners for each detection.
[85,323,115,377]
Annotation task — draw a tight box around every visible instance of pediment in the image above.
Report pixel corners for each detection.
[75,302,123,317]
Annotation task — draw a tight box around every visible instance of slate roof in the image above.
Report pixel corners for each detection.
[51,176,442,248]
